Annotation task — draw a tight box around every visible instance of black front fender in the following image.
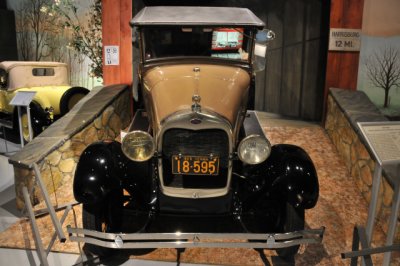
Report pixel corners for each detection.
[73,141,125,205]
[268,144,319,209]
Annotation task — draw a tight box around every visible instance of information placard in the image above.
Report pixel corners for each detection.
[358,122,400,165]
[329,28,361,52]
[104,45,119,65]
[9,91,36,107]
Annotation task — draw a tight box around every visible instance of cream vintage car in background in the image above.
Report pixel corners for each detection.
[0,61,89,141]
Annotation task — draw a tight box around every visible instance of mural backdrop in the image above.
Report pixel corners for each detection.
[5,0,102,89]
[357,0,400,120]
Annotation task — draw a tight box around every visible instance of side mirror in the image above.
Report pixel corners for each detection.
[254,29,275,72]
[0,69,8,89]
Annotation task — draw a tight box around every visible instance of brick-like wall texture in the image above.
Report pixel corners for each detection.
[12,86,132,209]
[325,94,398,240]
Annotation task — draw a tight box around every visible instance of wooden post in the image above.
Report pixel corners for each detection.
[323,0,364,122]
[102,0,132,85]
[324,0,364,94]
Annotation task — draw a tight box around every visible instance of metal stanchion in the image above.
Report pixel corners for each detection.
[22,186,49,266]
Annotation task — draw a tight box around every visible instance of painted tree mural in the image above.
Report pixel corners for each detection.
[52,0,103,78]
[365,46,400,108]
[13,0,103,88]
[15,0,60,61]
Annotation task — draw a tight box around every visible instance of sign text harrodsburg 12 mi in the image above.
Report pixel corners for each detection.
[329,28,361,52]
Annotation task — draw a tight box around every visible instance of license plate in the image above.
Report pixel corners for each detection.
[172,155,219,175]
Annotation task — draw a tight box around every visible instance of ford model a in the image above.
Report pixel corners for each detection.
[68,6,324,260]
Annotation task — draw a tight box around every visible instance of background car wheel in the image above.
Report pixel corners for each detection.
[60,87,89,115]
[18,109,42,142]
[276,203,305,260]
[82,190,123,257]
[20,113,31,142]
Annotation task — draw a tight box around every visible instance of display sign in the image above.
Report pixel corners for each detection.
[9,91,36,106]
[104,45,119,65]
[329,28,361,52]
[358,122,400,165]
[211,28,243,51]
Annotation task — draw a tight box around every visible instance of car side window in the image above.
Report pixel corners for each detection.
[32,68,55,76]
[0,68,8,89]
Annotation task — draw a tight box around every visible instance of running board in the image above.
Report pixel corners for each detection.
[67,225,325,249]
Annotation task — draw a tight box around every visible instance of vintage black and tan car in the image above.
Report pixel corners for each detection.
[0,61,89,141]
[68,6,324,260]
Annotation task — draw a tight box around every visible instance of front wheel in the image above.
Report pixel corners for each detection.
[276,203,305,260]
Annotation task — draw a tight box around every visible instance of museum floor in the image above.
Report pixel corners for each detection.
[0,112,398,265]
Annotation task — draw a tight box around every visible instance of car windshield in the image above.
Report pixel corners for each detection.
[142,27,253,62]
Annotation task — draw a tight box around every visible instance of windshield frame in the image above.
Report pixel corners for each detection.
[137,26,257,68]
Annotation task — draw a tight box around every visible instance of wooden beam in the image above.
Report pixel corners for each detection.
[325,0,364,94]
[102,0,132,85]
[323,0,364,122]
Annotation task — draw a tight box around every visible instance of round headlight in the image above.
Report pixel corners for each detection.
[238,135,271,165]
[121,131,155,162]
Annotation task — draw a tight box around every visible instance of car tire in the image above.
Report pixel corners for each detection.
[276,203,305,260]
[82,189,123,257]
[60,87,89,115]
[15,106,44,143]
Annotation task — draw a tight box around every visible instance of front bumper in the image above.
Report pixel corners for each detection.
[67,226,324,249]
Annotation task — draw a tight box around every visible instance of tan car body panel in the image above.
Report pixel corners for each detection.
[143,64,251,129]
[1,62,69,90]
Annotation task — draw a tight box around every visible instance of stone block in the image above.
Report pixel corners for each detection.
[338,126,353,145]
[58,158,76,173]
[46,150,62,166]
[97,128,105,139]
[355,140,371,161]
[70,141,86,157]
[61,149,76,160]
[382,179,394,207]
[109,113,122,134]
[94,116,102,129]
[360,163,373,187]
[58,140,71,152]
[84,126,99,145]
[102,106,114,126]
[106,127,116,139]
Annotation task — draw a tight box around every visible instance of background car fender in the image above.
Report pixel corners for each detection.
[73,141,124,205]
[12,101,51,136]
[268,144,319,209]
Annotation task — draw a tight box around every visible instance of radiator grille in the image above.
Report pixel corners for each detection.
[162,129,229,189]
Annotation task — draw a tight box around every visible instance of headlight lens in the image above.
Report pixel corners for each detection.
[121,131,155,161]
[238,135,271,165]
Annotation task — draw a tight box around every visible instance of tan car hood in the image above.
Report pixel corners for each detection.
[143,64,251,126]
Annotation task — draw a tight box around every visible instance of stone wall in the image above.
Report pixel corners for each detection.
[9,85,132,209]
[325,88,398,238]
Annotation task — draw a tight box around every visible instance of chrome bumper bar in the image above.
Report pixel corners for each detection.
[67,226,325,249]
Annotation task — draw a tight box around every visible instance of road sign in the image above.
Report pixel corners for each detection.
[329,28,361,52]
